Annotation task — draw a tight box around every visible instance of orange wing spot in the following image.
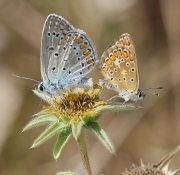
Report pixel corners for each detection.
[126,40,131,45]
[66,37,70,43]
[80,43,87,49]
[113,52,118,57]
[110,55,116,61]
[117,50,122,56]
[130,55,134,61]
[106,59,112,65]
[58,40,63,45]
[102,67,109,72]
[86,58,93,64]
[73,36,77,40]
[120,41,124,45]
[83,50,90,55]
[78,38,83,44]
[123,51,129,58]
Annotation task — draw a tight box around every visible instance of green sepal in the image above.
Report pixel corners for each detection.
[22,114,58,132]
[31,122,69,148]
[85,122,115,154]
[72,122,83,141]
[53,128,72,160]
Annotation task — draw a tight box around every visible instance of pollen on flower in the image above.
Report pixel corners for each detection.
[43,87,106,124]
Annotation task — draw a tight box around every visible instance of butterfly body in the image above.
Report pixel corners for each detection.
[34,14,98,100]
[99,33,145,102]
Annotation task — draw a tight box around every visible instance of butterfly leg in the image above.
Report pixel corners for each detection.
[107,95,118,102]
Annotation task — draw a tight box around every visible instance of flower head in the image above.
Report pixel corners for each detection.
[44,88,106,124]
[23,84,141,160]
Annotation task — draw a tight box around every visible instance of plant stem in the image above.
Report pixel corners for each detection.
[77,128,92,175]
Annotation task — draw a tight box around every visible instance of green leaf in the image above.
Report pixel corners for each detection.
[85,122,115,154]
[53,128,72,160]
[56,171,79,175]
[23,114,58,132]
[72,122,83,141]
[31,122,70,148]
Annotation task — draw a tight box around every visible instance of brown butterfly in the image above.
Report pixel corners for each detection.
[99,33,162,102]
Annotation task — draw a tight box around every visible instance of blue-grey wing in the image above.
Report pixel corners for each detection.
[40,14,75,85]
[47,29,98,87]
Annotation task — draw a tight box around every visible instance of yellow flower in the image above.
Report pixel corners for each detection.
[43,88,106,124]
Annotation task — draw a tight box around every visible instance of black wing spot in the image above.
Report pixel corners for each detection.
[76,52,79,55]
[81,63,84,67]
[80,72,83,75]
[56,33,60,37]
[69,71,71,74]
[49,46,54,51]
[52,67,56,71]
[63,67,66,70]
[47,32,51,36]
[73,47,76,50]
[110,77,114,81]
[131,68,135,72]
[63,46,66,50]
[80,36,84,39]
[55,53,59,56]
[77,57,81,61]
[84,41,88,45]
[52,32,56,35]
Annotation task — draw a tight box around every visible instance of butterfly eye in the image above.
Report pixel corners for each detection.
[38,83,44,92]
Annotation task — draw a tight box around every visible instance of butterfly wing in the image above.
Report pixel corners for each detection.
[47,29,98,88]
[100,33,139,94]
[40,14,75,85]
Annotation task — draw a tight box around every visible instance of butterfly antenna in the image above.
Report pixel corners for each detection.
[142,87,163,96]
[25,83,38,91]
[12,74,39,83]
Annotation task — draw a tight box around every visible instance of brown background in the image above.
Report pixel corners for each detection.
[0,0,180,175]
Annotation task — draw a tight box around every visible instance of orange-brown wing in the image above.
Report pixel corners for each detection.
[99,33,139,93]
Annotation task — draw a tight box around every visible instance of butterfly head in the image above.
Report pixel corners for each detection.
[129,87,163,102]
[34,82,53,101]
[129,90,146,102]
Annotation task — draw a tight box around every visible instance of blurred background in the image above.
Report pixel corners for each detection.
[0,0,180,175]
